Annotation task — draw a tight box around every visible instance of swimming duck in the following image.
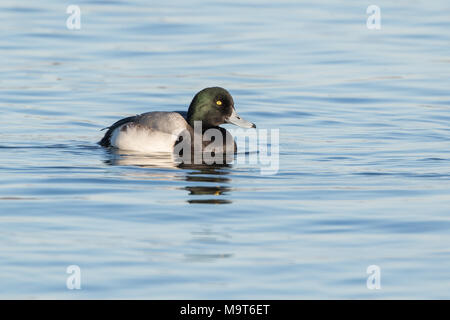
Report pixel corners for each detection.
[99,87,255,155]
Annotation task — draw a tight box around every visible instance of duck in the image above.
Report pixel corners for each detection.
[99,87,256,155]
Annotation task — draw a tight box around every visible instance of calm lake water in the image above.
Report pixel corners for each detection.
[1,0,449,299]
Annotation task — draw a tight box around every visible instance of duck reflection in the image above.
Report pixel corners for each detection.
[103,149,233,204]
[103,149,179,168]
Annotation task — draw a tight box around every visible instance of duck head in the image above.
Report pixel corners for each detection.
[187,87,256,129]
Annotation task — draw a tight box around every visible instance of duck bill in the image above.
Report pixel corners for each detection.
[225,108,256,128]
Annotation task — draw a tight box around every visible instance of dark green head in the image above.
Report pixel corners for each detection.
[187,87,256,129]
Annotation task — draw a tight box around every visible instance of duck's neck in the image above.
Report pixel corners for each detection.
[188,121,220,132]
[187,113,217,131]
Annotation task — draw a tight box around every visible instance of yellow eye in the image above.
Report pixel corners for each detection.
[216,100,222,106]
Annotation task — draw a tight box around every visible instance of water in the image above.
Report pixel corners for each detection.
[1,0,450,299]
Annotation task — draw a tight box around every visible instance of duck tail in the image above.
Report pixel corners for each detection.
[98,115,137,147]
